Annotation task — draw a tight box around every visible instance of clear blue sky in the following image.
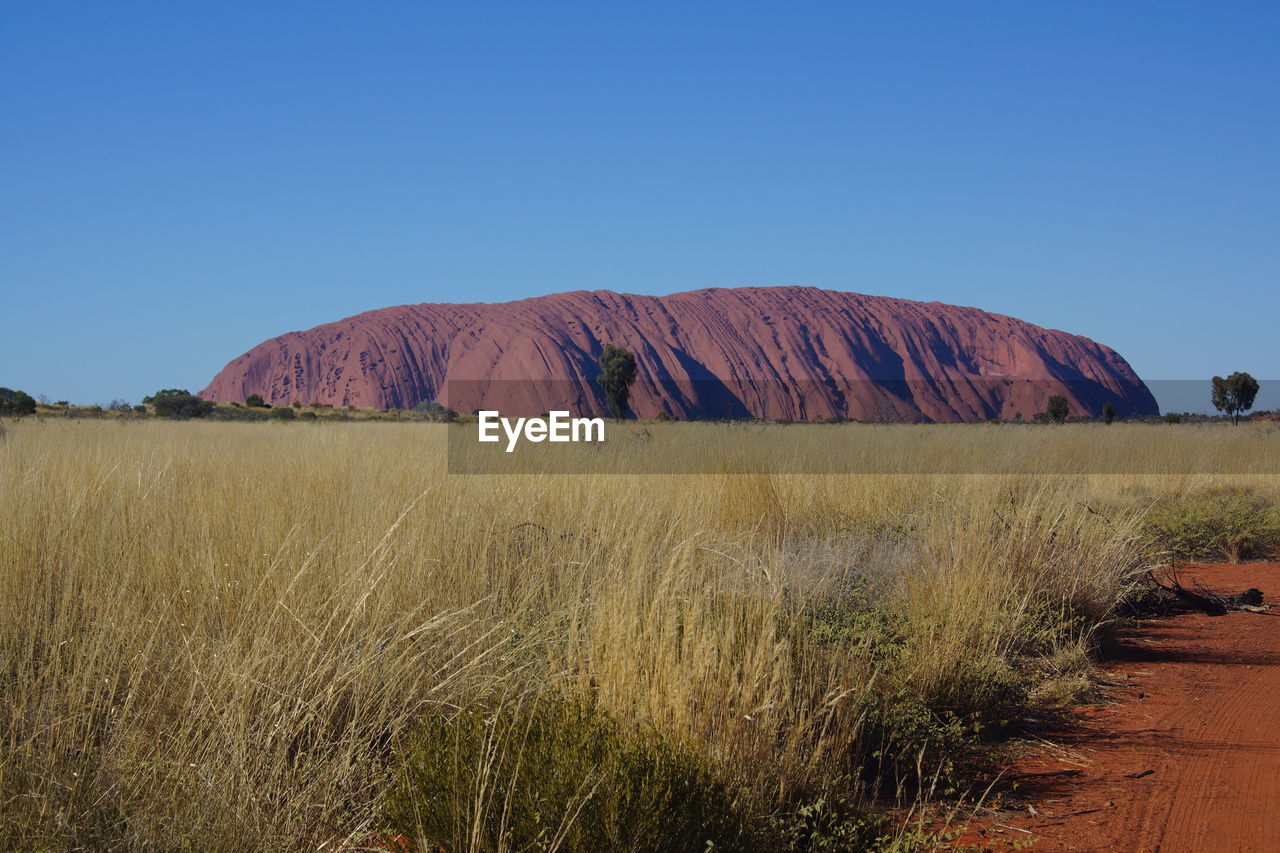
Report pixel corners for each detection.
[3,2,1277,411]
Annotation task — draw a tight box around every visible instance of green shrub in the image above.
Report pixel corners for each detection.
[245,393,266,408]
[597,344,638,420]
[1144,487,1280,562]
[412,400,458,422]
[1045,394,1069,423]
[798,600,983,791]
[768,793,953,853]
[385,698,745,853]
[269,405,296,420]
[0,387,37,416]
[142,389,214,419]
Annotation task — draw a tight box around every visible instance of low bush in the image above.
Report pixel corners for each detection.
[768,795,932,853]
[209,406,268,422]
[0,387,37,416]
[412,400,458,422]
[385,697,745,853]
[798,598,980,786]
[1144,487,1280,563]
[144,389,214,419]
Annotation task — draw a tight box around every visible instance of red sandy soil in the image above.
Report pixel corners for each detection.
[199,286,1157,421]
[956,562,1280,852]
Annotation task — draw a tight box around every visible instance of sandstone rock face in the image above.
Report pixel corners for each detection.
[200,286,1158,422]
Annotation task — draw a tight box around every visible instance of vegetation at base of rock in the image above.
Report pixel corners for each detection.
[1045,394,1069,423]
[412,400,459,422]
[10,379,1277,427]
[142,388,215,419]
[596,343,638,420]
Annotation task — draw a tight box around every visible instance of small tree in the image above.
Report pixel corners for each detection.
[415,400,441,419]
[597,344,638,420]
[413,400,459,423]
[1102,402,1116,425]
[0,387,37,416]
[143,389,214,419]
[245,393,266,408]
[1045,394,1069,423]
[1211,372,1260,425]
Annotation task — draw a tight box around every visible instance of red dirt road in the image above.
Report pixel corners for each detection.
[962,562,1280,852]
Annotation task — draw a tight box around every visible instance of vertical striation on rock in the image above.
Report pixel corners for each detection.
[200,286,1159,421]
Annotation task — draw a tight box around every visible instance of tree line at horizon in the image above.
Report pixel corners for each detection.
[0,356,1265,425]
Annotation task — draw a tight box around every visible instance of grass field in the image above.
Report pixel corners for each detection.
[3,420,1278,851]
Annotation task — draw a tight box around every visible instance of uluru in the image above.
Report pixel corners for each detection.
[199,286,1159,422]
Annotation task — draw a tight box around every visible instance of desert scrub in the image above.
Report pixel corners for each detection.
[1144,487,1280,562]
[384,696,746,853]
[784,490,1146,789]
[800,596,908,665]
[385,692,941,853]
[0,422,1214,849]
[768,793,948,853]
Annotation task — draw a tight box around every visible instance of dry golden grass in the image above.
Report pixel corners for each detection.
[1,420,1277,851]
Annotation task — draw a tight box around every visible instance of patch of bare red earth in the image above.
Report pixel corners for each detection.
[955,562,1280,852]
